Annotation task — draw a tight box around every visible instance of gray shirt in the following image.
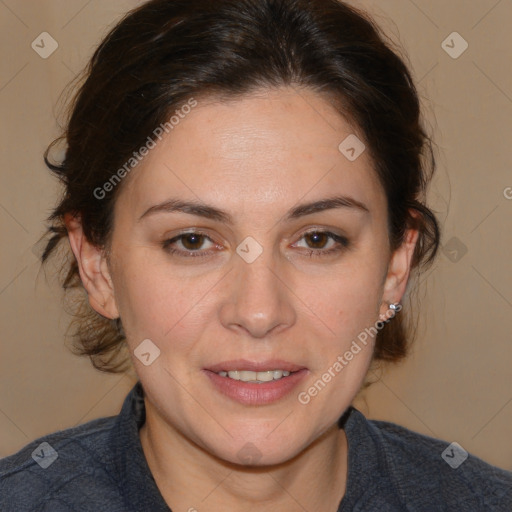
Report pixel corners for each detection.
[1,382,511,511]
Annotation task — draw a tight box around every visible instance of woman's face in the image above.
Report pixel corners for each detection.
[104,86,412,465]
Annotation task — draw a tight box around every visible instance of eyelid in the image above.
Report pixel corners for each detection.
[164,227,218,243]
[295,225,347,238]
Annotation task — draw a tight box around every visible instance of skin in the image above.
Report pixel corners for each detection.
[66,86,418,512]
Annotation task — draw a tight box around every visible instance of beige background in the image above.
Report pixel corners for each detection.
[0,0,511,471]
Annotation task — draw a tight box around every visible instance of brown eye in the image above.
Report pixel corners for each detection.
[162,231,217,257]
[304,232,330,249]
[293,230,350,258]
[180,233,206,250]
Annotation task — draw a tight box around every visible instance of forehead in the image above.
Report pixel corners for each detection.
[117,87,386,221]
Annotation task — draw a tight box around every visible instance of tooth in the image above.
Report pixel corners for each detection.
[221,369,293,381]
[257,371,275,382]
[239,370,257,381]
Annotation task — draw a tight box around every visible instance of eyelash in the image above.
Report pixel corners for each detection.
[161,230,350,259]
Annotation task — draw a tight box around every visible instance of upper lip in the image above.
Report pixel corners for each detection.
[206,359,306,373]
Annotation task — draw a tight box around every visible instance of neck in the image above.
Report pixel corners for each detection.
[139,400,348,512]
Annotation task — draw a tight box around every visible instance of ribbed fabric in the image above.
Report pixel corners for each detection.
[1,382,510,511]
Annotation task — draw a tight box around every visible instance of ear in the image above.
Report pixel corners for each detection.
[379,219,419,320]
[64,213,119,319]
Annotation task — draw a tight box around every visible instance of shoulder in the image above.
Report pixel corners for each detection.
[0,416,121,511]
[367,414,512,510]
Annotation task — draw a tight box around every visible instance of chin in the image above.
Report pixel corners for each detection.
[201,428,309,468]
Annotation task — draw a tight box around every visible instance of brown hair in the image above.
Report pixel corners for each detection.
[42,0,441,373]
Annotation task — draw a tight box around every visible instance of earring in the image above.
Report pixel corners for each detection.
[389,302,401,312]
[379,302,402,324]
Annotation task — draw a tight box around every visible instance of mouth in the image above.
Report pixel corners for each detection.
[215,369,294,383]
[206,359,305,382]
[203,359,308,405]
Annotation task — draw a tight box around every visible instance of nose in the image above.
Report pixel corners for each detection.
[219,247,296,339]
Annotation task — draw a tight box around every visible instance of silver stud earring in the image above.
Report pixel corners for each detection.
[379,302,402,324]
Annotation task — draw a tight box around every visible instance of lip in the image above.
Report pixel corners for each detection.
[203,364,309,406]
[205,359,306,373]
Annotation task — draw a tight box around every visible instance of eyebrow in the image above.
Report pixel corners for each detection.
[138,195,370,224]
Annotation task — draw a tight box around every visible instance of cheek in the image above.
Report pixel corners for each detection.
[296,259,385,405]
[110,249,167,338]
[111,250,218,343]
[295,256,384,342]
[111,234,387,355]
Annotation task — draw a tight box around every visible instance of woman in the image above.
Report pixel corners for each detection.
[1,0,510,510]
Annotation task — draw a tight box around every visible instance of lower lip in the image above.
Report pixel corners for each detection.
[204,369,309,405]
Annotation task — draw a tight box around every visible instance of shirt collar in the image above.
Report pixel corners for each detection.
[109,381,171,511]
[337,406,382,510]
